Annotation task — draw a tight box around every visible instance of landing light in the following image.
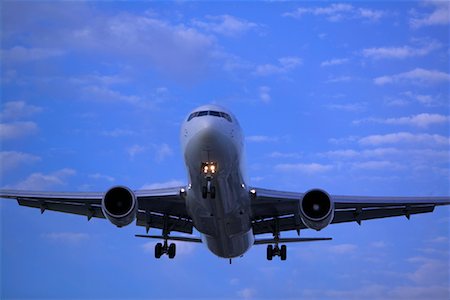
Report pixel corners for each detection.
[202,162,218,175]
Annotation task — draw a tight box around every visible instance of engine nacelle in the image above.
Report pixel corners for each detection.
[300,189,334,231]
[102,186,137,227]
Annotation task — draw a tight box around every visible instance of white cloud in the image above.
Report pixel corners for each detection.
[8,168,76,190]
[192,15,259,37]
[325,76,353,83]
[320,58,349,67]
[323,148,448,162]
[328,243,358,254]
[325,102,366,112]
[0,121,38,139]
[155,143,173,162]
[2,46,65,63]
[429,236,449,243]
[402,91,440,106]
[88,173,115,182]
[258,86,271,103]
[101,129,136,137]
[410,1,450,28]
[3,4,218,80]
[370,241,387,248]
[42,232,89,244]
[82,85,143,106]
[355,113,449,128]
[253,56,302,76]
[374,68,450,85]
[127,144,147,159]
[283,4,386,22]
[1,101,43,120]
[141,179,185,190]
[69,74,129,86]
[275,163,333,174]
[362,42,441,59]
[359,132,450,146]
[407,257,449,285]
[351,160,403,171]
[237,288,257,299]
[0,151,41,172]
[269,151,302,159]
[246,135,278,143]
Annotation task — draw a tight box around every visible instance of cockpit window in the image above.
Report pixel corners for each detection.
[187,110,232,122]
[187,112,198,121]
[209,111,221,117]
[220,112,232,122]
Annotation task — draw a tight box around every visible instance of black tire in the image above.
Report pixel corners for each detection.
[280,245,287,261]
[210,186,216,199]
[155,243,163,259]
[168,243,176,259]
[202,186,207,199]
[267,245,273,261]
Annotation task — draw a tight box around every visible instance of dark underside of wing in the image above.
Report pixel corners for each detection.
[0,188,194,235]
[250,188,450,235]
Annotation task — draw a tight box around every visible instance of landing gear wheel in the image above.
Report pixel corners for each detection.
[280,245,287,261]
[210,186,216,199]
[202,186,207,199]
[168,243,176,259]
[155,243,163,259]
[267,245,273,261]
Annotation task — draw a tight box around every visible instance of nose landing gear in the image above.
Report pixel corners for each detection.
[201,161,217,199]
[202,180,216,199]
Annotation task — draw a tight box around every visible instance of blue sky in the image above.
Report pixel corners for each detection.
[1,1,449,299]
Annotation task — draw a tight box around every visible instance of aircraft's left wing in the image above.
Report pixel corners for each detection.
[250,187,450,235]
[0,187,193,234]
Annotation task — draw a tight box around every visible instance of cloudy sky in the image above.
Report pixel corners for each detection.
[1,1,449,299]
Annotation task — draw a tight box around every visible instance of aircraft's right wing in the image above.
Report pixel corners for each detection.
[250,187,450,235]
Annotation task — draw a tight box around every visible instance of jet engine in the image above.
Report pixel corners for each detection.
[300,189,334,231]
[102,186,137,227]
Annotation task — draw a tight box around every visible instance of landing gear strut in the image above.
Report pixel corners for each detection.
[155,240,176,259]
[202,179,216,199]
[266,217,287,261]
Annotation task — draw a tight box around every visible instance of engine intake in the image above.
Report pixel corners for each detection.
[102,186,137,227]
[300,189,334,231]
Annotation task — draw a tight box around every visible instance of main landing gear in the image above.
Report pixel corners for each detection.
[266,217,287,261]
[266,244,287,261]
[155,240,176,259]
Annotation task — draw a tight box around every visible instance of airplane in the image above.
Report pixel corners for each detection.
[1,104,449,261]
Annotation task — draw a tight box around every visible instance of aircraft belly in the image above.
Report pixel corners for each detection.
[183,116,252,258]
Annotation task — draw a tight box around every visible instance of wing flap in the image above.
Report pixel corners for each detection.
[136,212,193,234]
[18,198,105,220]
[332,205,435,224]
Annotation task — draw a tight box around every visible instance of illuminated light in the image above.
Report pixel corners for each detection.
[180,188,185,193]
[210,165,216,173]
[250,189,256,194]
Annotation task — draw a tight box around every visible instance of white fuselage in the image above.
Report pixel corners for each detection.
[180,105,254,258]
